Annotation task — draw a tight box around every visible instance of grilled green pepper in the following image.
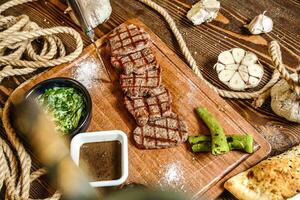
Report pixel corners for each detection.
[188,134,253,153]
[196,107,230,155]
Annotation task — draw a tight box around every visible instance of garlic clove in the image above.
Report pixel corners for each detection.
[239,70,249,82]
[205,12,218,23]
[248,76,260,86]
[261,15,273,33]
[239,64,248,73]
[232,48,246,64]
[245,12,273,35]
[218,69,235,82]
[242,52,258,66]
[187,3,208,25]
[229,72,246,90]
[214,63,225,73]
[226,63,239,71]
[187,0,220,25]
[248,64,264,78]
[218,50,235,65]
[202,0,220,11]
[249,76,260,87]
[247,15,263,35]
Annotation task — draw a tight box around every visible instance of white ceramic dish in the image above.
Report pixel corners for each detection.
[70,130,128,187]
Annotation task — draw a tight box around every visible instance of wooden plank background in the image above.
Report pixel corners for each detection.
[0,0,299,199]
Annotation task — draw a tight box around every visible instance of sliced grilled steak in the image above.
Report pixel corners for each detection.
[120,67,161,97]
[124,86,172,126]
[133,112,188,149]
[108,24,150,56]
[124,96,149,126]
[111,48,158,74]
[146,86,172,121]
[109,23,189,150]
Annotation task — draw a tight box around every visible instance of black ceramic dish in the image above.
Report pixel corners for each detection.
[25,77,92,138]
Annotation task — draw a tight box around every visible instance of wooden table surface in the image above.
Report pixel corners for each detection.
[0,0,299,199]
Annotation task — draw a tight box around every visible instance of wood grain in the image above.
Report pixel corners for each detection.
[0,0,299,199]
[4,19,270,199]
[0,0,298,153]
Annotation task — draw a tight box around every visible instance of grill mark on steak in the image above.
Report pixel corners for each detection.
[108,24,150,56]
[120,67,161,97]
[148,112,188,146]
[124,95,149,126]
[142,136,178,143]
[166,115,170,141]
[126,25,136,49]
[134,127,185,149]
[177,114,182,141]
[124,86,172,125]
[148,113,187,133]
[154,124,157,147]
[111,48,158,75]
[147,86,172,121]
[134,131,179,149]
[141,126,145,147]
[133,112,188,149]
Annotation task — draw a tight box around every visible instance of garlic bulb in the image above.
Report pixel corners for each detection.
[245,11,273,35]
[271,74,300,124]
[214,48,264,91]
[187,0,220,25]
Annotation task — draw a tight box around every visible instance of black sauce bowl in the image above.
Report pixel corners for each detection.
[25,77,92,138]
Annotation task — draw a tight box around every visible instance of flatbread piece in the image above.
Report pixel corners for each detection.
[225,144,300,200]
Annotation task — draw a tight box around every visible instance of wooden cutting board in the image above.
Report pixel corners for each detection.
[7,18,271,199]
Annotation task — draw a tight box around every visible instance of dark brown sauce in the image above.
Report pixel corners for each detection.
[79,141,122,181]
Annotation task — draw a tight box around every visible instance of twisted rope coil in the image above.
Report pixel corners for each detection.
[0,0,83,199]
[0,0,83,82]
[268,41,300,95]
[138,0,299,100]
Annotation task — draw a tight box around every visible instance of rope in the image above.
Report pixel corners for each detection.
[137,0,285,99]
[0,0,83,199]
[0,0,83,83]
[268,41,300,95]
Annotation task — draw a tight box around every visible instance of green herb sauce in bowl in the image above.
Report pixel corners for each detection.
[25,77,92,137]
[38,87,86,135]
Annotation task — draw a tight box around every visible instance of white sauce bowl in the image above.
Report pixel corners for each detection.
[70,130,129,187]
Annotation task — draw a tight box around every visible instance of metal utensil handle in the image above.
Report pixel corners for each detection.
[67,0,95,40]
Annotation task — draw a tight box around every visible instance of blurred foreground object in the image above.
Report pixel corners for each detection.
[107,185,188,200]
[12,98,99,200]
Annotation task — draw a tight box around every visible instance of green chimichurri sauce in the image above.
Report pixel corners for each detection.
[38,87,85,135]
